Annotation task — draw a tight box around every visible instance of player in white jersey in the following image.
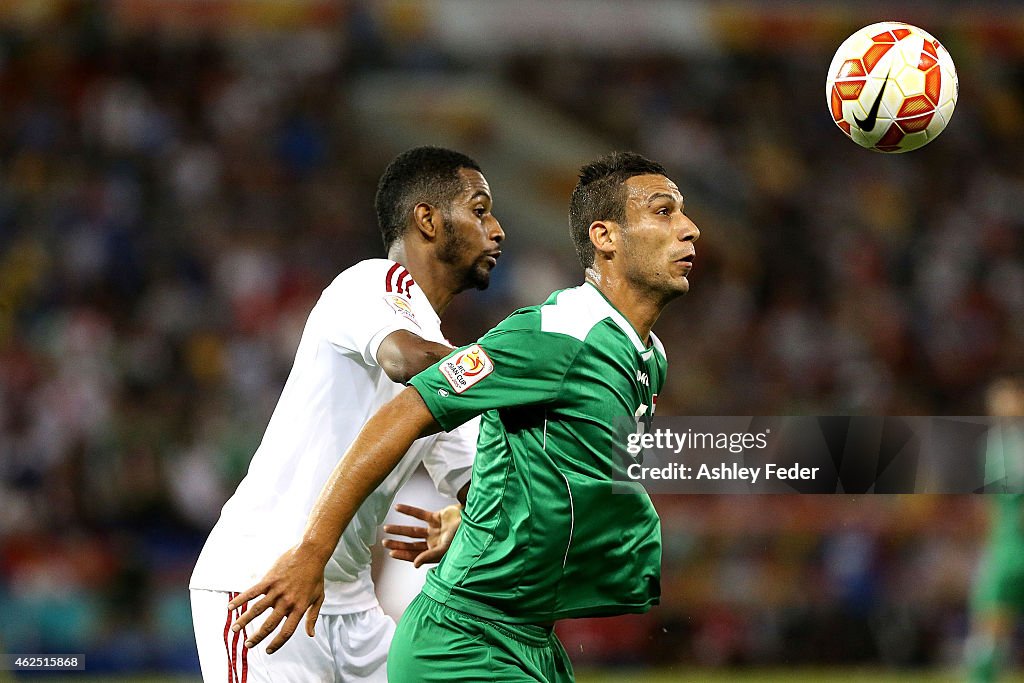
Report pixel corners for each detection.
[189,147,504,682]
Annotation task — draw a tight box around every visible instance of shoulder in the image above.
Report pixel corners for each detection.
[468,295,585,364]
[479,286,605,346]
[477,284,646,358]
[321,259,421,305]
[327,259,411,293]
[539,285,647,356]
[537,285,616,342]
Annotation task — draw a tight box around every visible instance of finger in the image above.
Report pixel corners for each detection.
[266,611,303,655]
[382,539,428,552]
[383,524,429,539]
[228,583,267,611]
[413,547,446,568]
[231,597,272,634]
[245,608,285,649]
[388,549,421,562]
[306,594,324,638]
[393,504,437,523]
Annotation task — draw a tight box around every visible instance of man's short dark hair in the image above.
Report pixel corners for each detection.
[568,151,668,269]
[375,147,482,250]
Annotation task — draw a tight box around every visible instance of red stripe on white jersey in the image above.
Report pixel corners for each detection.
[384,263,401,292]
[230,596,241,683]
[384,262,417,297]
[239,600,249,683]
[223,593,234,683]
[393,267,411,295]
[398,272,414,296]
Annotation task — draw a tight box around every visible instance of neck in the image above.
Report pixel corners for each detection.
[388,243,461,315]
[584,267,670,344]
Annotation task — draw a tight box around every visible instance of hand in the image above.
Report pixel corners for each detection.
[227,544,326,654]
[383,503,462,568]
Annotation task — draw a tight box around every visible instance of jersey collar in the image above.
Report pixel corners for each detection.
[581,282,651,357]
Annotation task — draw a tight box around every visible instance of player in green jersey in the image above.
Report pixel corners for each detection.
[967,376,1024,683]
[228,152,700,681]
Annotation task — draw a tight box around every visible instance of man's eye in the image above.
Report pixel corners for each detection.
[657,207,670,215]
[474,207,487,217]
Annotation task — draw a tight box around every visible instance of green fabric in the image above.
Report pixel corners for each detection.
[974,426,1024,610]
[967,426,1024,682]
[388,593,574,683]
[409,284,664,623]
[966,632,999,683]
[973,494,1024,610]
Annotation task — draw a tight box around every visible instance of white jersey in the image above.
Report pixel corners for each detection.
[190,259,476,615]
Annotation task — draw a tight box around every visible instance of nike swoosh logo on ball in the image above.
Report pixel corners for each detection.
[854,71,889,132]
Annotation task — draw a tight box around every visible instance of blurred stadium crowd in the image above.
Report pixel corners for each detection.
[0,0,1022,675]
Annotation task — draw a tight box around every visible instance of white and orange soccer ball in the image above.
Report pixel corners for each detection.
[826,22,958,152]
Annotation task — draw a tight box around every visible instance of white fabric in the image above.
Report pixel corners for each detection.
[540,282,659,354]
[376,468,455,620]
[190,259,476,615]
[190,588,395,683]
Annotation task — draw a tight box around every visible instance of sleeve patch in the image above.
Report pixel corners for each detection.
[439,344,494,394]
[383,294,419,326]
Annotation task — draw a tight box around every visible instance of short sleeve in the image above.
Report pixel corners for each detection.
[409,314,582,431]
[321,262,425,367]
[422,415,480,498]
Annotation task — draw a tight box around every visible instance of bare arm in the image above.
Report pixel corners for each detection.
[376,330,453,384]
[227,387,440,653]
[300,387,440,562]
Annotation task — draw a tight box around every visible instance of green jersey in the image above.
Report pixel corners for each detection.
[983,425,1024,561]
[409,283,665,624]
[973,426,1024,613]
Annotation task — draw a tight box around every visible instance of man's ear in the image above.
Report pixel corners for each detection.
[412,202,441,241]
[590,220,620,257]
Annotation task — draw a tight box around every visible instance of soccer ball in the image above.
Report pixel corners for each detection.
[826,22,958,152]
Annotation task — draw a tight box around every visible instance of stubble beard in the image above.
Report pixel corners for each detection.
[621,235,687,305]
[438,220,490,292]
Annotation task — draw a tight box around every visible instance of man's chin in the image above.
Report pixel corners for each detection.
[464,266,491,291]
[662,276,689,297]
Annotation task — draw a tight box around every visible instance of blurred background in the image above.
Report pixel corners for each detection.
[1,0,1023,679]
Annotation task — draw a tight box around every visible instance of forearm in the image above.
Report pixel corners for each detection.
[300,387,440,561]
